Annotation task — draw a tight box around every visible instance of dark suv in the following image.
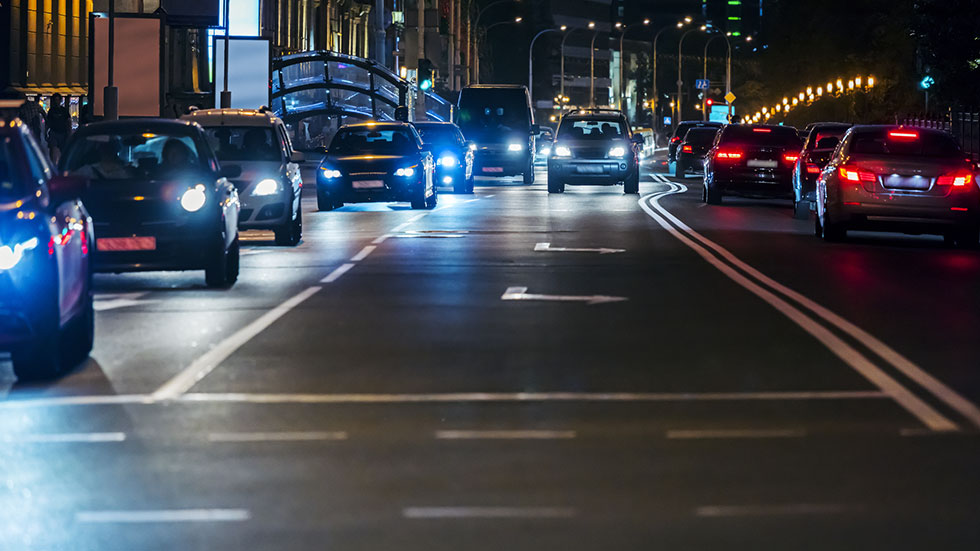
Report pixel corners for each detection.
[674,126,721,177]
[547,109,644,194]
[668,120,724,169]
[702,124,803,204]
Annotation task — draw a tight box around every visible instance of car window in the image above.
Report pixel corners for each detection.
[557,119,628,140]
[848,130,963,158]
[63,130,206,180]
[330,128,420,155]
[203,126,283,162]
[719,126,802,148]
[415,125,463,147]
[683,128,719,145]
[0,135,32,202]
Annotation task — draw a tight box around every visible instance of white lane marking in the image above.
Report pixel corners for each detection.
[0,432,126,443]
[534,242,625,254]
[207,431,348,442]
[321,263,355,283]
[653,189,980,430]
[178,390,885,405]
[0,394,153,409]
[403,507,576,519]
[501,286,628,305]
[371,235,390,244]
[640,188,959,433]
[435,430,576,440]
[151,286,322,400]
[465,198,480,203]
[390,221,414,232]
[76,509,251,524]
[350,245,376,262]
[695,504,856,518]
[407,213,428,223]
[93,292,155,312]
[666,429,806,440]
[485,194,495,198]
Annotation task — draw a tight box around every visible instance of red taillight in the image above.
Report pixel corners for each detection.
[682,145,693,153]
[752,128,772,133]
[888,130,919,140]
[806,163,821,174]
[783,154,800,163]
[838,166,876,183]
[715,149,743,161]
[937,173,974,187]
[671,136,682,143]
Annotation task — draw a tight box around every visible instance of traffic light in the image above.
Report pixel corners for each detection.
[418,59,435,91]
[706,98,714,108]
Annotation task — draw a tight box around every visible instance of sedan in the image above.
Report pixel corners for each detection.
[703,124,803,204]
[674,127,720,177]
[413,121,475,194]
[317,122,437,210]
[1,118,94,380]
[792,122,851,219]
[61,119,242,288]
[816,126,979,246]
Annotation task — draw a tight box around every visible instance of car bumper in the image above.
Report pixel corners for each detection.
[711,166,794,197]
[548,158,632,185]
[828,187,980,232]
[92,230,221,273]
[434,165,468,187]
[319,176,424,204]
[473,151,529,176]
[678,153,706,171]
[0,270,57,347]
[239,192,291,230]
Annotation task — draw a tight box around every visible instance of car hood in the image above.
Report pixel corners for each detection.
[231,161,285,183]
[323,155,421,174]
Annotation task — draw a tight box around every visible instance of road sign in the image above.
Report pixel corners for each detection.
[724,91,737,103]
[695,79,710,90]
[663,116,672,126]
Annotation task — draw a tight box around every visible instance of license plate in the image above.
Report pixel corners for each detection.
[96,237,156,252]
[352,180,384,189]
[747,159,778,168]
[576,165,605,174]
[482,167,503,173]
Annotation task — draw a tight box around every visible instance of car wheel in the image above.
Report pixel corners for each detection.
[425,189,438,209]
[317,188,335,211]
[822,219,847,242]
[523,158,535,185]
[205,235,238,288]
[705,182,722,205]
[11,294,61,382]
[623,170,639,194]
[61,283,94,368]
[547,173,564,194]
[954,225,980,249]
[814,209,824,237]
[275,205,302,246]
[793,199,810,220]
[673,161,685,178]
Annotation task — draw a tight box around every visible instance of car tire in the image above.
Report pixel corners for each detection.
[822,218,847,242]
[705,182,722,205]
[275,202,302,246]
[814,209,824,237]
[793,199,810,220]
[11,293,62,382]
[317,188,335,211]
[206,235,239,288]
[425,189,438,209]
[547,173,564,194]
[624,170,640,194]
[523,158,535,185]
[61,283,95,369]
[673,161,685,178]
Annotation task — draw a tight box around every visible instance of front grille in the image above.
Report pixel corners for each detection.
[349,172,388,177]
[575,148,608,159]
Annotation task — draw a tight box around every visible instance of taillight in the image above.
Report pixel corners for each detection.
[937,173,974,188]
[888,130,919,140]
[784,153,800,163]
[838,166,876,183]
[671,136,682,144]
[715,149,743,161]
[682,145,693,153]
[806,163,821,174]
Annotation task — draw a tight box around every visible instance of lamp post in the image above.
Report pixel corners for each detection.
[560,22,594,106]
[474,17,521,85]
[104,0,118,120]
[675,25,705,126]
[528,27,561,112]
[616,19,650,112]
[652,21,685,137]
[589,25,601,107]
[470,0,520,85]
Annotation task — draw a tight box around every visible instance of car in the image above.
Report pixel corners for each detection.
[632,127,656,159]
[668,120,724,171]
[412,121,475,194]
[60,119,242,288]
[674,126,721,178]
[0,118,94,380]
[534,127,555,166]
[547,109,643,194]
[456,85,539,184]
[792,122,852,219]
[815,125,980,246]
[702,124,803,204]
[316,122,437,210]
[182,109,304,246]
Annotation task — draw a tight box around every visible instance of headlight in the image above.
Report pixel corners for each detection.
[540,147,551,156]
[395,167,416,177]
[554,145,572,157]
[508,143,523,152]
[468,143,477,151]
[320,168,342,179]
[0,237,39,271]
[439,155,457,168]
[180,184,208,212]
[252,178,280,196]
[608,146,627,158]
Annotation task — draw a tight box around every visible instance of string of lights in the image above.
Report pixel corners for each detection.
[741,75,877,124]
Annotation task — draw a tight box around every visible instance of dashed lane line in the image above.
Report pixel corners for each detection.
[435,430,576,440]
[321,263,355,283]
[75,509,251,524]
[695,504,858,518]
[207,431,348,442]
[0,432,126,443]
[403,507,577,519]
[350,245,377,262]
[666,429,806,440]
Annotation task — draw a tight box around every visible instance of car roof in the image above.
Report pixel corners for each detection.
[462,85,527,90]
[340,121,414,130]
[847,124,949,137]
[74,118,200,134]
[412,121,456,127]
[181,108,282,127]
[678,120,723,126]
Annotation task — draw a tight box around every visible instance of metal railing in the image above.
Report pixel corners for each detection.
[899,110,980,161]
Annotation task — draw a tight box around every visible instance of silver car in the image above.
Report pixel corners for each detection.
[816,125,979,246]
[183,109,304,246]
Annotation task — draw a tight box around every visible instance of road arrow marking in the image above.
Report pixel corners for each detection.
[501,286,627,305]
[534,242,625,254]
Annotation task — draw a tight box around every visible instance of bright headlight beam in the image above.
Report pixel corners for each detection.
[180,184,207,212]
[395,167,416,177]
[508,143,523,152]
[252,178,280,196]
[320,168,342,179]
[554,146,572,157]
[608,146,626,158]
[439,155,457,168]
[0,237,39,271]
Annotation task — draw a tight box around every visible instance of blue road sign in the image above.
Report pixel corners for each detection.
[695,79,710,90]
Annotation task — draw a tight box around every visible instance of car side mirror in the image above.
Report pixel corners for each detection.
[632,134,645,145]
[47,175,88,206]
[530,124,542,135]
[220,164,242,179]
[290,151,305,163]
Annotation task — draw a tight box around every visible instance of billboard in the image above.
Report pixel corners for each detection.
[91,16,162,117]
[213,37,271,110]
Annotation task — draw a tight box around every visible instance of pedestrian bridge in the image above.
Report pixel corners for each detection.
[272,50,453,150]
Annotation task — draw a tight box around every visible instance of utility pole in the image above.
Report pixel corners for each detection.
[104,0,118,120]
[448,0,455,91]
[417,0,427,119]
[454,0,462,89]
[589,30,599,107]
[220,0,232,108]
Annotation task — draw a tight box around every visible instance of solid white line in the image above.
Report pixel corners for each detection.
[321,263,355,283]
[150,286,322,400]
[207,431,348,442]
[350,245,376,262]
[403,507,576,519]
[695,504,856,518]
[407,213,428,223]
[178,390,886,404]
[435,430,576,440]
[666,429,805,440]
[76,509,251,523]
[0,394,152,409]
[640,188,958,432]
[0,432,126,443]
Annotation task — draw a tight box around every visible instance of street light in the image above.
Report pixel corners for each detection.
[676,25,706,124]
[560,22,594,107]
[617,20,651,111]
[651,20,687,134]
[470,0,521,85]
[701,32,732,121]
[589,22,600,107]
[528,27,562,113]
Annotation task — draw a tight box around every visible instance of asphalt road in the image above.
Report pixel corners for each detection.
[2,159,979,550]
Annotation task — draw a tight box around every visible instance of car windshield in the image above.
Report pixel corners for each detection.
[415,125,463,147]
[330,128,419,155]
[849,130,963,158]
[807,126,851,150]
[63,130,207,180]
[720,126,802,147]
[203,127,282,162]
[0,136,30,202]
[684,128,719,145]
[557,119,627,141]
[457,89,529,138]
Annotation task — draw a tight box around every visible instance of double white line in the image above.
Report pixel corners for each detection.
[640,181,980,432]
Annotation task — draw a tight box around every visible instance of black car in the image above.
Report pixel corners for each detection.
[547,109,643,194]
[317,122,437,210]
[668,120,724,169]
[61,119,242,288]
[456,85,539,184]
[1,118,94,380]
[413,121,475,194]
[703,124,803,204]
[792,122,852,219]
[674,126,721,177]
[534,127,555,166]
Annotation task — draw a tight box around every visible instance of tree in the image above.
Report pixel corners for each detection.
[912,0,980,108]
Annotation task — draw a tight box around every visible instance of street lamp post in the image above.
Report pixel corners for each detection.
[104,0,118,120]
[651,21,684,137]
[470,0,519,85]
[676,26,704,126]
[560,22,594,106]
[617,19,650,112]
[589,27,600,107]
[475,17,521,85]
[701,34,731,121]
[528,28,561,112]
